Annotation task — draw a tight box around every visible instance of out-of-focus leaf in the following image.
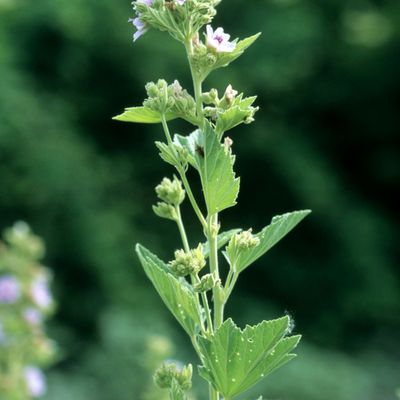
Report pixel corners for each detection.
[113,106,176,124]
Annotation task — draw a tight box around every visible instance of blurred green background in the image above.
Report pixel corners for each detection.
[1,0,399,398]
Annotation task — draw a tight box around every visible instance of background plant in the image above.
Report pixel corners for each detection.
[0,223,57,399]
[114,1,311,399]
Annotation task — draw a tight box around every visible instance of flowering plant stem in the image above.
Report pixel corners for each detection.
[115,2,311,399]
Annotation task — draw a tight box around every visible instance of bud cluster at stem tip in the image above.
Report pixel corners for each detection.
[154,361,193,391]
[169,244,206,277]
[153,176,186,221]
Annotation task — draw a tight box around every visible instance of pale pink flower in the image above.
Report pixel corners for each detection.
[206,25,236,53]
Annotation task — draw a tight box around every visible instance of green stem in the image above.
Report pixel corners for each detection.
[175,206,190,252]
[208,214,224,329]
[184,38,220,400]
[193,274,213,334]
[161,115,207,230]
[225,272,239,302]
[185,42,204,124]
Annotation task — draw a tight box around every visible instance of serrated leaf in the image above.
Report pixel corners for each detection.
[174,124,240,214]
[136,244,202,336]
[196,122,240,215]
[211,33,261,72]
[215,106,251,136]
[113,106,177,124]
[230,210,311,273]
[198,317,300,398]
[216,96,258,136]
[203,229,241,258]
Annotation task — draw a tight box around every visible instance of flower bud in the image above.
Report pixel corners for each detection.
[169,244,206,277]
[226,230,260,268]
[224,84,238,105]
[153,202,178,221]
[154,361,192,391]
[155,177,185,206]
[202,88,219,105]
[194,273,220,293]
[234,229,260,250]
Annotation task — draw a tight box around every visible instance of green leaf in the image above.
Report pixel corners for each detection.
[173,130,201,170]
[136,244,202,336]
[113,106,177,124]
[169,379,187,400]
[212,33,261,72]
[174,124,240,214]
[197,122,240,215]
[215,96,258,136]
[203,229,241,258]
[198,317,301,398]
[155,141,179,167]
[230,210,311,273]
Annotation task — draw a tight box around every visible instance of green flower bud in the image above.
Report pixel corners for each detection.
[235,229,260,250]
[143,79,169,113]
[202,88,219,105]
[155,177,185,206]
[154,362,193,391]
[194,272,220,293]
[226,230,260,269]
[169,244,206,277]
[153,202,178,221]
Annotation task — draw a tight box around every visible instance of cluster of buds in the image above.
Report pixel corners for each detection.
[153,176,186,221]
[169,244,206,277]
[194,272,220,293]
[225,229,260,269]
[143,79,198,122]
[0,222,57,399]
[154,361,193,391]
[203,85,259,125]
[131,0,221,43]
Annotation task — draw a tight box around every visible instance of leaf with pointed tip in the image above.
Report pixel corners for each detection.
[198,317,301,398]
[228,210,311,274]
[113,106,177,124]
[136,244,202,336]
[211,33,261,72]
[203,229,241,258]
[197,122,240,215]
[174,124,240,214]
[215,96,258,136]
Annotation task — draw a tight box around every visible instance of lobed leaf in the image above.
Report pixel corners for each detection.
[198,317,301,398]
[230,210,311,273]
[136,244,202,336]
